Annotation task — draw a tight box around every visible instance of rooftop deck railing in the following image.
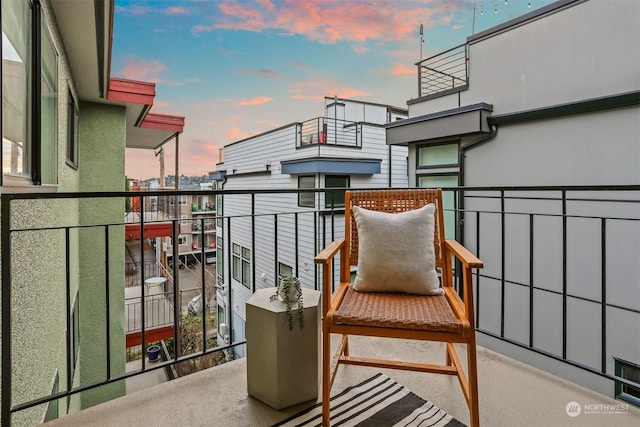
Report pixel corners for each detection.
[417,43,468,98]
[1,185,639,424]
[297,117,362,148]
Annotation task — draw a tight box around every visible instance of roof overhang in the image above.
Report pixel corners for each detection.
[51,0,113,103]
[107,78,185,150]
[51,2,185,150]
[386,103,494,145]
[281,158,381,175]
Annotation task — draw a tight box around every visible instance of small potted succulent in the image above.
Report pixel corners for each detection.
[271,276,304,331]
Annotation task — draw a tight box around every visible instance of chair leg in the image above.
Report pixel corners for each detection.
[467,341,480,427]
[322,325,331,427]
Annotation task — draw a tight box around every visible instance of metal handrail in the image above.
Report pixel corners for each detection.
[2,185,639,424]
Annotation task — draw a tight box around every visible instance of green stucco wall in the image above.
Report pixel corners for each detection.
[0,2,127,425]
[75,101,127,409]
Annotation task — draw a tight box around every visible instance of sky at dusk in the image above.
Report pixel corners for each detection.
[113,0,556,181]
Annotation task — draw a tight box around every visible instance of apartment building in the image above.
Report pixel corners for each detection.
[386,0,639,399]
[211,97,408,357]
[1,1,184,424]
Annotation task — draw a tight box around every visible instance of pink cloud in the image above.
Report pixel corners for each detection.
[226,127,251,139]
[194,1,461,45]
[391,64,415,75]
[119,58,166,82]
[289,80,369,101]
[165,6,189,15]
[238,97,274,106]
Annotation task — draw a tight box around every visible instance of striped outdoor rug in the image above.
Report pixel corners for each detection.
[273,373,465,427]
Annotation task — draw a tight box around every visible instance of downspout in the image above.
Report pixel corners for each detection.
[458,124,497,243]
[388,144,392,187]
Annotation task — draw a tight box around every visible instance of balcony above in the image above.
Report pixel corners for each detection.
[45,337,640,427]
[416,44,468,101]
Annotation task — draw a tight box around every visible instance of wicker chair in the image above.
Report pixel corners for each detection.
[315,189,483,427]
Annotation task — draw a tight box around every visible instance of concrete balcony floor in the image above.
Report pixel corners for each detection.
[47,337,640,427]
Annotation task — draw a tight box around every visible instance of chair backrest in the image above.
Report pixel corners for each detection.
[345,189,445,269]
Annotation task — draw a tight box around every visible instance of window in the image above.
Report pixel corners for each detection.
[178,235,187,246]
[2,0,59,186]
[616,358,640,407]
[298,176,315,208]
[232,243,251,288]
[180,214,188,225]
[325,175,349,208]
[179,195,187,205]
[2,0,33,182]
[418,174,458,239]
[417,142,459,169]
[66,90,78,168]
[40,21,57,184]
[416,141,460,240]
[216,236,223,281]
[216,194,223,227]
[278,262,293,278]
[217,304,226,337]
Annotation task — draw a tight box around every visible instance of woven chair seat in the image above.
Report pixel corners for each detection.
[333,285,463,334]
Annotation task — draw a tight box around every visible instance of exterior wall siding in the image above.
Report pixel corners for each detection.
[397,0,640,398]
[216,100,408,351]
[1,2,128,423]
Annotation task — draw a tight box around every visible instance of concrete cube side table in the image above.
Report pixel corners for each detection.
[246,287,320,410]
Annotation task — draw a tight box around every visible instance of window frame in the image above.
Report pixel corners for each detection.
[615,358,640,407]
[416,140,460,171]
[232,242,251,289]
[298,175,315,208]
[324,175,349,208]
[1,0,60,188]
[66,89,79,169]
[278,262,293,278]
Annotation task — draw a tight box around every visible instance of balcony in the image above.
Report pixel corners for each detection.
[1,186,639,425]
[297,117,362,148]
[417,43,468,99]
[44,338,640,426]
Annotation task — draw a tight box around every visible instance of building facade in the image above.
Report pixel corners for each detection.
[212,97,408,357]
[386,0,639,399]
[1,1,184,424]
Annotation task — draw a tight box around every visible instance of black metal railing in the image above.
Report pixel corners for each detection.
[417,43,468,98]
[1,186,639,425]
[297,117,362,148]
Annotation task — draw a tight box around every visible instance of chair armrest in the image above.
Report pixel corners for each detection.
[315,238,346,264]
[444,240,483,269]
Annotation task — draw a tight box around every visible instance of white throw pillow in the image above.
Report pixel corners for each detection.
[352,204,442,295]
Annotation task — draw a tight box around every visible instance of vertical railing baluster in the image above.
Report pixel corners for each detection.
[294,212,299,276]
[172,218,180,360]
[2,195,12,426]
[140,197,146,370]
[200,217,206,352]
[65,227,72,392]
[251,194,256,293]
[562,190,567,360]
[475,210,480,328]
[500,190,506,338]
[105,225,111,380]
[529,214,534,348]
[274,215,278,282]
[314,210,319,291]
[226,216,233,347]
[601,218,607,374]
